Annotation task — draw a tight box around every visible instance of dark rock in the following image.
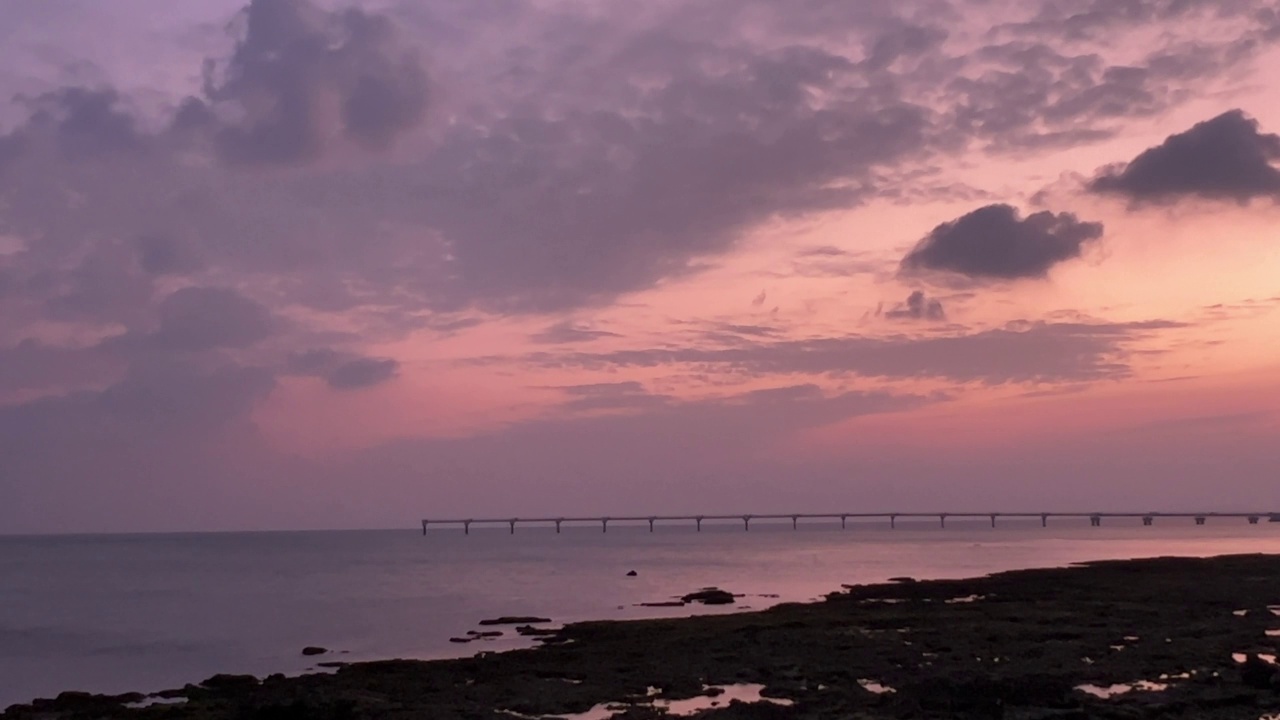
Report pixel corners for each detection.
[10,555,1280,720]
[888,576,917,583]
[301,646,328,656]
[637,601,686,608]
[681,588,735,605]
[515,625,559,637]
[467,630,503,638]
[626,570,638,576]
[316,662,348,669]
[1240,654,1277,689]
[478,616,552,626]
[199,674,259,691]
[448,637,472,644]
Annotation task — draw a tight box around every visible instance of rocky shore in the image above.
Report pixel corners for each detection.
[5,554,1280,719]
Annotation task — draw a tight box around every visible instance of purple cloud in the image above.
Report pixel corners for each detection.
[900,205,1104,281]
[1089,110,1280,202]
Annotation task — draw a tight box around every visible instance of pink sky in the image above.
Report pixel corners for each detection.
[1,0,1279,533]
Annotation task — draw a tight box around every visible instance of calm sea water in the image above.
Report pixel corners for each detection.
[2,518,1279,708]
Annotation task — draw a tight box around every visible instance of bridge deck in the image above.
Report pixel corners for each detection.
[421,511,1280,533]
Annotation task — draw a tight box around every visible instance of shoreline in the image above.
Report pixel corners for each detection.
[5,553,1280,719]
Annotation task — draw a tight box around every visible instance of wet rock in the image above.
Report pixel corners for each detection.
[467,630,503,638]
[199,674,259,691]
[627,570,638,576]
[638,601,686,608]
[448,637,472,644]
[1240,654,1277,689]
[478,616,552,626]
[515,625,559,637]
[301,646,328,656]
[681,588,735,605]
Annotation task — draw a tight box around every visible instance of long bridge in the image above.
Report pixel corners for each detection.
[421,511,1280,534]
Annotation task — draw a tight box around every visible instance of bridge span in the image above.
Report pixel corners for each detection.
[421,511,1280,534]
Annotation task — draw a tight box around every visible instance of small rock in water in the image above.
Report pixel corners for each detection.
[681,588,736,605]
[627,570,638,577]
[466,630,503,638]
[478,616,552,626]
[638,601,686,608]
[448,637,473,644]
[515,625,559,637]
[301,646,328,656]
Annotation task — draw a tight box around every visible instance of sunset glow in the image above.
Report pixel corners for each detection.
[2,0,1279,533]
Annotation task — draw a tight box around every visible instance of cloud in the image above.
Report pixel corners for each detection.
[884,290,945,321]
[150,286,275,352]
[198,0,430,166]
[530,320,621,344]
[325,356,399,389]
[1088,109,1280,202]
[285,347,399,389]
[899,204,1103,280]
[135,235,204,276]
[558,381,672,412]
[516,320,1182,385]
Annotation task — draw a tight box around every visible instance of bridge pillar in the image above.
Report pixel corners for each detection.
[1249,516,1260,524]
[421,520,427,536]
[1041,514,1048,527]
[792,515,798,530]
[555,519,563,534]
[990,514,996,528]
[1194,516,1206,525]
[890,514,897,529]
[648,518,655,533]
[939,514,946,529]
[509,519,517,534]
[1142,516,1153,526]
[602,518,609,533]
[464,520,472,535]
[841,515,847,529]
[696,516,703,532]
[1090,515,1101,527]
[743,515,751,531]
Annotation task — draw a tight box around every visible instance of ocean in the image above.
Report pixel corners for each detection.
[2,518,1278,708]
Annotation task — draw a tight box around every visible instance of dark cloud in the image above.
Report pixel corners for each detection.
[41,241,156,324]
[285,347,399,389]
[530,321,621,344]
[0,340,121,399]
[202,0,430,165]
[2,360,274,440]
[0,0,1275,321]
[0,360,282,533]
[135,235,204,276]
[424,52,931,310]
[1000,0,1264,41]
[325,356,400,390]
[900,204,1103,280]
[884,290,945,321]
[1088,109,1280,202]
[152,287,275,352]
[516,320,1182,385]
[24,87,143,159]
[558,381,672,412]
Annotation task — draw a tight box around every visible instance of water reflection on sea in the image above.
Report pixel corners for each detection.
[2,518,1278,707]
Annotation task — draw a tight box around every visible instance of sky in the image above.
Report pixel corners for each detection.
[1,0,1279,534]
